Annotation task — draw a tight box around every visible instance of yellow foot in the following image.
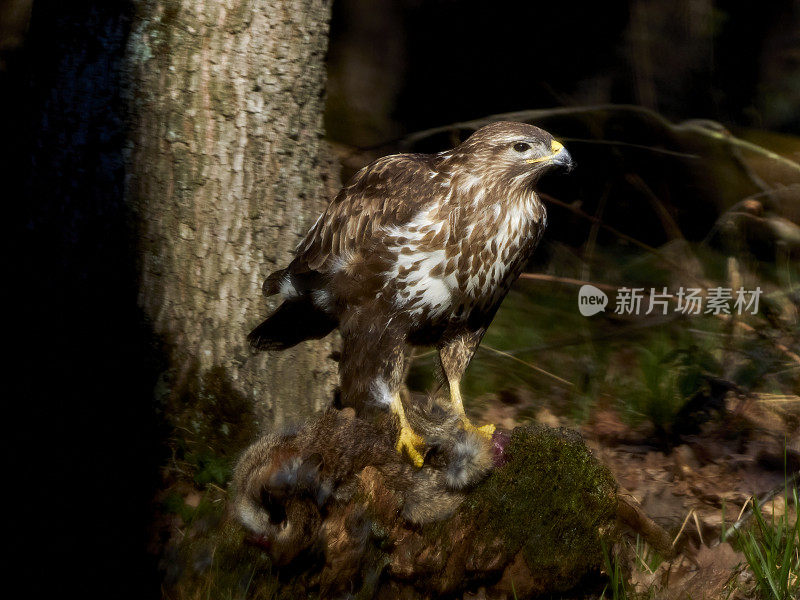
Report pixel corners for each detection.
[395,425,425,467]
[461,418,496,440]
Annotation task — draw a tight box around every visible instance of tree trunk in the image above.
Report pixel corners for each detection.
[123,0,339,429]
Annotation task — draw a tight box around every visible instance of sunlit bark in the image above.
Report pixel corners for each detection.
[124,0,339,429]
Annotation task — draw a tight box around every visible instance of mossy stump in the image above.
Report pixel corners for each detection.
[232,409,618,599]
[387,424,618,598]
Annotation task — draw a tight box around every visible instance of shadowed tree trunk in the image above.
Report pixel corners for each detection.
[123,0,339,429]
[13,4,164,596]
[12,1,340,595]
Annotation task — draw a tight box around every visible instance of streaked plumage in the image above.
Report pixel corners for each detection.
[250,121,573,466]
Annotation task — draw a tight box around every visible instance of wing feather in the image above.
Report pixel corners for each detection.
[289,153,440,275]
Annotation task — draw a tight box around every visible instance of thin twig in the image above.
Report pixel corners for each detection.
[560,137,700,159]
[617,494,677,558]
[681,121,800,176]
[673,510,694,547]
[635,546,656,575]
[725,472,800,538]
[752,394,800,404]
[625,173,685,241]
[736,497,753,524]
[726,318,800,366]
[400,105,800,175]
[399,104,679,150]
[582,182,611,283]
[466,314,684,358]
[692,510,705,546]
[520,254,800,369]
[539,193,708,287]
[517,272,617,292]
[479,343,574,387]
[207,483,228,496]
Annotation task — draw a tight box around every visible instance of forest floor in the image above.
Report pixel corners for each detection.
[152,362,798,600]
[152,247,800,599]
[152,251,800,599]
[473,386,799,600]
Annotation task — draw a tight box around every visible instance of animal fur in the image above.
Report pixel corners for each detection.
[232,403,493,571]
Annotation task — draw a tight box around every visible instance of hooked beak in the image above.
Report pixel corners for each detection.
[550,139,575,171]
[526,139,575,172]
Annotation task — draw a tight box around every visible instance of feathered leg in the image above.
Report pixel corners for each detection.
[339,311,425,467]
[438,330,495,439]
[383,344,424,467]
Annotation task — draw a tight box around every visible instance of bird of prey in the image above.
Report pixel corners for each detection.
[249,121,573,466]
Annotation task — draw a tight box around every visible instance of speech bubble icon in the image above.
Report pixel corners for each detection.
[578,284,608,316]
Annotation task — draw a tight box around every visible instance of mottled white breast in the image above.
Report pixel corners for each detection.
[384,192,545,321]
[382,205,455,319]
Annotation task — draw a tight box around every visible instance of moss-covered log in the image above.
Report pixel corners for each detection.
[232,406,621,599]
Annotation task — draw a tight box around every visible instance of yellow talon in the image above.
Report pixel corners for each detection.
[449,378,495,440]
[390,392,425,467]
[396,425,425,467]
[460,418,496,440]
[475,422,496,439]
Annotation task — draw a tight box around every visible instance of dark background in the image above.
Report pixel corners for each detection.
[3,0,798,597]
[325,0,800,147]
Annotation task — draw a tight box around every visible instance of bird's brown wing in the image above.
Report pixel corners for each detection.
[290,153,440,275]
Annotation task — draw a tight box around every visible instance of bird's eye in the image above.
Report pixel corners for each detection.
[513,142,530,153]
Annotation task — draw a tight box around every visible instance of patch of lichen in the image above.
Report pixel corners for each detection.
[464,424,618,589]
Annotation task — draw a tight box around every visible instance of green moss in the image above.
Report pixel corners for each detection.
[161,490,192,521]
[464,424,617,587]
[192,451,232,487]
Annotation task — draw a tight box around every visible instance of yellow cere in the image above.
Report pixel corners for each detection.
[525,138,564,164]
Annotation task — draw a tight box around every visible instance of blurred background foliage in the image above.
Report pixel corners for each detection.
[3,0,798,439]
[394,104,800,445]
[322,0,800,441]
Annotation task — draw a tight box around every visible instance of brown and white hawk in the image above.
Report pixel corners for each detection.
[249,121,573,466]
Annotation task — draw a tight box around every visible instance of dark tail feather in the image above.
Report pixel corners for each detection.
[262,269,286,296]
[248,299,337,351]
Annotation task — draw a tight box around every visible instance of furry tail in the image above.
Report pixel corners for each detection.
[248,298,337,351]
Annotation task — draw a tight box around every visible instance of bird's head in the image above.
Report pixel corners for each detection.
[445,121,574,192]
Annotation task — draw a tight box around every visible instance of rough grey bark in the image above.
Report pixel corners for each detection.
[124,0,339,429]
